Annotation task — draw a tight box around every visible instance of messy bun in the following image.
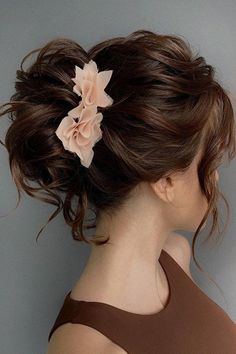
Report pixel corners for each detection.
[1,30,235,286]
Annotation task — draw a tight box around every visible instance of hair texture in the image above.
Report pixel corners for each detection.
[1,29,236,298]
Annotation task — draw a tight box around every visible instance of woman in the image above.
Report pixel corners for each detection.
[1,29,236,353]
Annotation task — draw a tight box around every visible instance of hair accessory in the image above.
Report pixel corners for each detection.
[55,59,114,168]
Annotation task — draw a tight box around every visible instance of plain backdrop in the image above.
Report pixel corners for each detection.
[0,1,236,353]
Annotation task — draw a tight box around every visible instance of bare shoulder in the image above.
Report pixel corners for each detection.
[162,232,194,280]
[46,322,128,354]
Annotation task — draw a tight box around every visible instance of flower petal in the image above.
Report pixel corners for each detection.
[55,116,75,143]
[67,102,84,118]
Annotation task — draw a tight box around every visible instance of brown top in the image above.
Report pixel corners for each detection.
[48,249,236,353]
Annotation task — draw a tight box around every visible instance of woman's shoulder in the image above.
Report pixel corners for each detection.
[162,232,194,280]
[46,322,128,354]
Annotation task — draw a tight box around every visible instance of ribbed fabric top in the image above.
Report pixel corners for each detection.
[48,249,236,353]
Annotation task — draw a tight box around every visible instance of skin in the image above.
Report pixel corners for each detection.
[70,148,219,314]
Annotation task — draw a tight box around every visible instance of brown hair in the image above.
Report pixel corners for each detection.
[1,29,235,298]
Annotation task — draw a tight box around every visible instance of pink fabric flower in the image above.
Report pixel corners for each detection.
[55,59,114,168]
[72,59,114,109]
[55,105,103,168]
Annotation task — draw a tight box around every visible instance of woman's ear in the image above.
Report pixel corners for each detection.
[150,175,175,203]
